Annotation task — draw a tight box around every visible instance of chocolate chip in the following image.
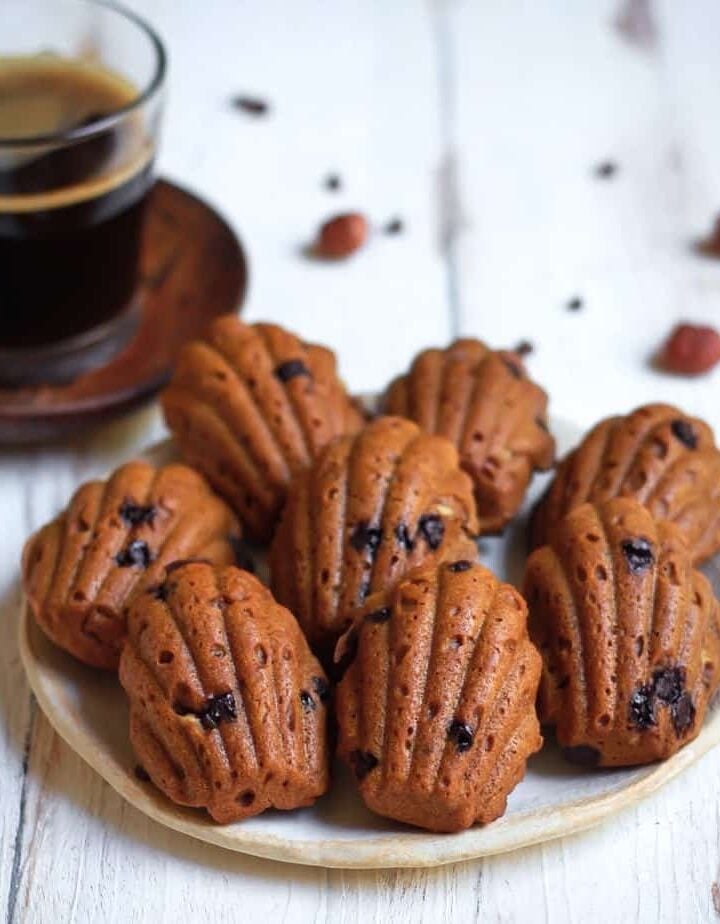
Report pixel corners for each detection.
[228,534,255,573]
[357,575,372,603]
[567,296,583,312]
[299,690,316,711]
[671,692,696,735]
[670,419,698,450]
[349,749,378,780]
[119,501,156,526]
[324,173,342,191]
[418,514,445,550]
[365,607,391,624]
[134,764,151,782]
[447,720,474,753]
[115,540,152,569]
[448,559,473,573]
[562,745,601,766]
[395,522,415,551]
[231,95,269,116]
[275,359,311,383]
[312,676,330,703]
[653,666,685,704]
[199,692,237,730]
[513,340,534,357]
[629,682,656,729]
[350,521,382,554]
[503,358,523,379]
[621,538,654,575]
[383,217,404,235]
[594,160,618,179]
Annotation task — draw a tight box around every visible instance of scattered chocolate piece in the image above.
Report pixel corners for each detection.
[696,215,720,258]
[395,522,415,551]
[365,607,391,624]
[199,692,237,730]
[448,559,473,573]
[313,212,368,259]
[383,217,404,235]
[594,160,618,179]
[657,323,720,376]
[299,690,316,711]
[629,682,656,728]
[115,539,152,569]
[447,720,474,753]
[134,764,151,782]
[231,95,269,116]
[312,676,330,703]
[119,501,156,527]
[349,749,379,780]
[621,537,654,575]
[418,514,445,550]
[513,340,534,357]
[324,173,342,192]
[567,296,584,312]
[275,359,311,383]
[350,521,382,555]
[671,692,696,735]
[562,745,601,767]
[653,666,685,705]
[670,419,698,450]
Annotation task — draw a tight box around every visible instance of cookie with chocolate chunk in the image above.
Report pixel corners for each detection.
[161,317,363,542]
[524,497,720,767]
[530,404,720,564]
[22,461,239,670]
[119,562,329,822]
[269,416,479,665]
[335,559,542,832]
[382,338,554,534]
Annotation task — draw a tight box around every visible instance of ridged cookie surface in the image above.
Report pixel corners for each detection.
[269,416,479,664]
[119,562,330,823]
[524,498,720,767]
[162,317,363,541]
[22,461,239,670]
[335,559,542,832]
[530,404,720,563]
[383,339,554,533]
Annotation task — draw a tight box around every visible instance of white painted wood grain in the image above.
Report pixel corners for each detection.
[3,0,720,921]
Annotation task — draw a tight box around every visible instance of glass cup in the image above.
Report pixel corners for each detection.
[0,0,166,385]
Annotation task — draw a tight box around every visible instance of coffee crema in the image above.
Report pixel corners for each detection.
[0,56,155,350]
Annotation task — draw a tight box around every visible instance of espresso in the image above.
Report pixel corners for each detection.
[0,57,154,350]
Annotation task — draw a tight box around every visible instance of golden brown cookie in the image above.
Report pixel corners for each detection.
[161,317,363,542]
[119,562,330,823]
[530,404,720,563]
[335,559,543,832]
[524,498,720,767]
[269,416,479,664]
[22,461,239,670]
[382,338,554,534]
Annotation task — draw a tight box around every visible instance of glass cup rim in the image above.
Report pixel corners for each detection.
[0,0,167,149]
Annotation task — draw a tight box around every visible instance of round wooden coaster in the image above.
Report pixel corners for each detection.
[0,178,247,444]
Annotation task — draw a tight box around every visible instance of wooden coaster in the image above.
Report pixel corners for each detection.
[0,179,247,444]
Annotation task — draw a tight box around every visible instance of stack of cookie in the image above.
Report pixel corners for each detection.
[22,316,720,832]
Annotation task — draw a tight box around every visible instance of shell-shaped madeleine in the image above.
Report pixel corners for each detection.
[269,416,480,664]
[22,461,240,670]
[334,559,542,833]
[161,317,363,541]
[530,404,720,563]
[119,562,329,823]
[524,498,720,767]
[382,338,555,534]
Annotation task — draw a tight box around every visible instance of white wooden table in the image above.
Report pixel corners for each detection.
[2,1,720,921]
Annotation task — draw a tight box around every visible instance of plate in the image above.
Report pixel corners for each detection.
[18,417,720,868]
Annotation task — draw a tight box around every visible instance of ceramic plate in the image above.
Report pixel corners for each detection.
[18,417,720,869]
